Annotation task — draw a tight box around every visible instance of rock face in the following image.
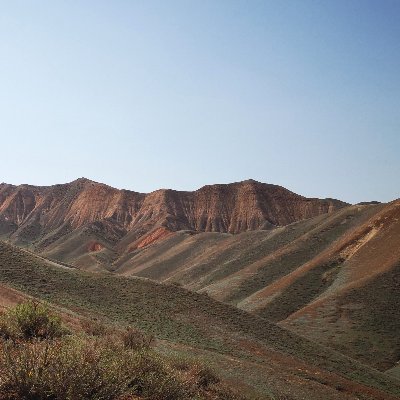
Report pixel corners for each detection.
[0,178,347,263]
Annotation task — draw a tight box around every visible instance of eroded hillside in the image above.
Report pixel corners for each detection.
[0,178,346,269]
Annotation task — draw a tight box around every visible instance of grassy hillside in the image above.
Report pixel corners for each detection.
[283,262,400,372]
[0,241,399,399]
[110,202,400,376]
[277,200,400,372]
[387,365,400,380]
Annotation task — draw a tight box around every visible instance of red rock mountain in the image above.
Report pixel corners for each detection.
[0,178,347,267]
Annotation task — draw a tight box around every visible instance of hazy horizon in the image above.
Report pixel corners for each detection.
[1,1,399,204]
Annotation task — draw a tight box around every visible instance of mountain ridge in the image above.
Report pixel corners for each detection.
[0,177,347,257]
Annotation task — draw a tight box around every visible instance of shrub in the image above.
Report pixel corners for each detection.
[0,302,242,400]
[0,336,244,400]
[0,338,196,400]
[169,357,219,389]
[193,365,220,388]
[0,310,16,340]
[0,336,136,400]
[121,326,154,351]
[80,317,109,337]
[129,350,189,400]
[169,356,193,372]
[0,301,66,341]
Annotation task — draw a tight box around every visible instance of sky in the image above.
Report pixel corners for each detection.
[0,0,399,203]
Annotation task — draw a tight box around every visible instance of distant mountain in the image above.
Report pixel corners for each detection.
[0,178,346,269]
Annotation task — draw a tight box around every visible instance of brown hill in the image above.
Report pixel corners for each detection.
[0,178,346,269]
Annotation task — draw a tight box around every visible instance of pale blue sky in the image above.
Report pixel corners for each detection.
[1,0,399,203]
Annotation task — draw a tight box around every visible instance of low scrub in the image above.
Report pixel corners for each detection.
[0,302,244,400]
[0,301,66,341]
[80,317,110,337]
[121,326,154,351]
[0,337,134,400]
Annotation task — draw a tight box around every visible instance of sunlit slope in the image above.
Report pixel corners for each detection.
[115,202,400,374]
[117,203,382,301]
[278,200,400,371]
[0,240,399,399]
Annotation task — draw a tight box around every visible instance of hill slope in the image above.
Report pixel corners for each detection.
[113,201,400,374]
[0,240,399,400]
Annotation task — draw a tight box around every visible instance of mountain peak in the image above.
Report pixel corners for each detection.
[70,177,96,185]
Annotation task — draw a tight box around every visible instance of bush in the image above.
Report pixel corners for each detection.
[169,357,219,388]
[194,365,220,388]
[121,326,154,351]
[129,350,189,400]
[0,301,66,341]
[80,317,109,337]
[0,336,136,400]
[0,302,243,400]
[0,338,195,400]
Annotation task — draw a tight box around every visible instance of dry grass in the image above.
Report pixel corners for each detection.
[0,301,246,400]
[0,337,135,400]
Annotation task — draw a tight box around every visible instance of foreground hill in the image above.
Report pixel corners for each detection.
[0,240,399,399]
[0,178,346,269]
